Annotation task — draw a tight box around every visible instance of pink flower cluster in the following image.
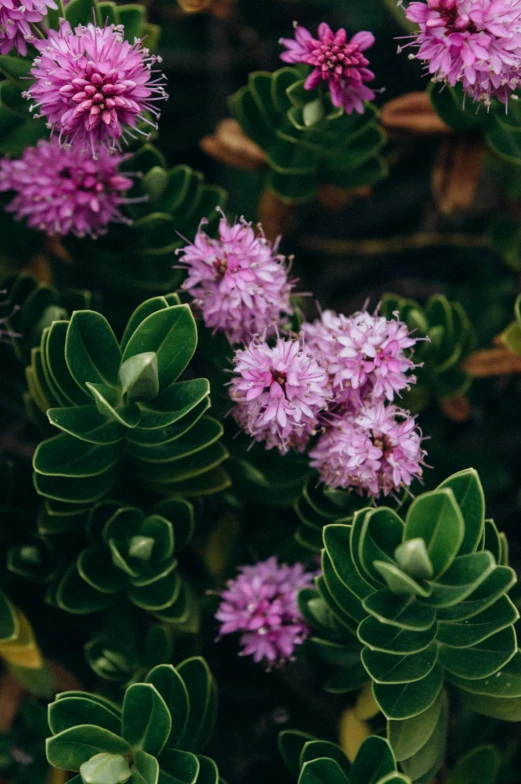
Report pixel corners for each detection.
[229,336,330,454]
[228,304,425,498]
[399,0,521,107]
[0,0,56,56]
[178,214,294,344]
[304,307,426,497]
[0,140,133,238]
[24,21,168,155]
[280,22,376,114]
[215,557,315,668]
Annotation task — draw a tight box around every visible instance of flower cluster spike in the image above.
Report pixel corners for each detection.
[24,20,168,154]
[301,469,521,735]
[0,0,57,56]
[398,0,521,107]
[45,658,218,780]
[178,212,295,344]
[28,295,229,505]
[280,23,376,114]
[215,556,315,668]
[228,335,330,454]
[49,499,196,622]
[0,140,133,238]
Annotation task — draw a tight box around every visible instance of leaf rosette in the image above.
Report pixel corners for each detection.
[28,295,229,505]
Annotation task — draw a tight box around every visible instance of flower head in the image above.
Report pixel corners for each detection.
[178,214,294,344]
[0,0,57,56]
[215,557,315,668]
[302,307,417,407]
[400,0,521,106]
[0,139,133,238]
[229,336,330,454]
[280,23,376,114]
[24,21,168,154]
[309,401,426,497]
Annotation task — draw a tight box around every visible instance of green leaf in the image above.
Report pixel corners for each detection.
[425,552,497,609]
[0,54,32,88]
[445,745,500,784]
[64,0,101,27]
[349,737,395,784]
[363,590,436,631]
[436,469,485,555]
[158,749,200,784]
[362,642,439,684]
[65,312,121,393]
[358,615,437,655]
[176,658,216,753]
[447,651,521,697]
[353,508,405,586]
[146,665,189,749]
[34,434,120,478]
[388,690,443,761]
[405,489,464,578]
[372,663,443,720]
[438,626,517,679]
[118,4,146,41]
[119,353,160,402]
[121,305,197,390]
[80,753,132,784]
[437,596,519,647]
[47,406,124,445]
[373,561,431,598]
[48,697,121,736]
[122,683,172,756]
[427,82,486,132]
[394,539,434,581]
[459,691,521,721]
[400,691,447,781]
[121,298,172,352]
[299,759,348,784]
[46,726,131,771]
[133,750,160,784]
[436,566,516,621]
[323,523,374,601]
[300,741,350,776]
[278,730,314,777]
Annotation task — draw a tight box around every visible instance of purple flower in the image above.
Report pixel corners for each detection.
[280,22,376,114]
[229,336,330,454]
[215,557,315,668]
[0,0,57,56]
[309,401,426,498]
[400,0,521,107]
[302,308,418,407]
[24,21,168,154]
[0,139,133,238]
[178,214,294,344]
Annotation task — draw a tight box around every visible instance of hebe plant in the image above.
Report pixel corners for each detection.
[1,0,521,782]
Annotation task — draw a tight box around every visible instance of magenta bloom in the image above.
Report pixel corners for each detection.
[0,140,133,238]
[280,23,376,114]
[400,0,521,106]
[309,402,426,498]
[0,0,57,56]
[229,336,330,454]
[215,557,315,668]
[178,214,294,344]
[302,308,418,407]
[24,21,168,154]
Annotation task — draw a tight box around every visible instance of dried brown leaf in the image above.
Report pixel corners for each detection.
[200,119,266,170]
[439,395,471,422]
[464,347,521,377]
[380,92,451,136]
[432,135,484,214]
